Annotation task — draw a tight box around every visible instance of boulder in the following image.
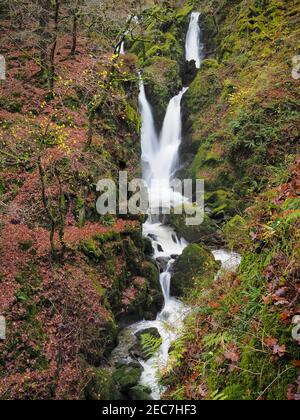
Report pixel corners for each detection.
[171,243,220,297]
[128,385,153,401]
[113,363,143,393]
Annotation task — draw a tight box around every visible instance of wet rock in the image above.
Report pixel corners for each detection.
[148,234,158,241]
[156,257,170,272]
[110,327,137,366]
[182,59,197,86]
[143,237,155,255]
[157,244,164,253]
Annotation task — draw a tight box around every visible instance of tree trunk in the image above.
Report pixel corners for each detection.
[39,0,50,74]
[49,0,60,93]
[71,13,78,57]
[38,157,58,259]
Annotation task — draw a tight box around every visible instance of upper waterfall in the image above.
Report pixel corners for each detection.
[154,87,188,184]
[185,12,203,69]
[138,82,187,194]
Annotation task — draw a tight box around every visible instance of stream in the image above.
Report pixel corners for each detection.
[112,12,241,400]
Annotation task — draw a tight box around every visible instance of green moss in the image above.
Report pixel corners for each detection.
[171,244,220,297]
[223,215,250,251]
[143,56,182,126]
[81,238,103,260]
[19,240,34,252]
[128,385,153,400]
[169,207,220,245]
[113,363,143,392]
[85,367,121,400]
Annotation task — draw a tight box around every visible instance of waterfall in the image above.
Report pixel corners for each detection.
[119,41,125,55]
[139,82,187,188]
[134,83,189,399]
[138,80,159,184]
[113,11,241,401]
[185,12,203,69]
[154,88,188,184]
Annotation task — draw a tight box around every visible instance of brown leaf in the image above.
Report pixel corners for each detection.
[224,343,240,363]
[265,337,278,348]
[273,344,287,357]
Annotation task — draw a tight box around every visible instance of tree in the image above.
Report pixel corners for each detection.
[49,0,61,93]
[38,0,51,74]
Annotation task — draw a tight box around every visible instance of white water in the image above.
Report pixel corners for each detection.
[133,78,190,399]
[113,12,241,400]
[185,12,203,69]
[119,41,125,55]
[139,80,188,190]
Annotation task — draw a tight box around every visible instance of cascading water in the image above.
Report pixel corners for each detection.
[133,78,190,399]
[185,12,203,69]
[119,41,125,55]
[138,80,159,185]
[113,12,241,400]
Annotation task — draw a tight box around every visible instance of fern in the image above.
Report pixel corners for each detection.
[210,390,228,401]
[203,332,233,350]
[140,333,162,359]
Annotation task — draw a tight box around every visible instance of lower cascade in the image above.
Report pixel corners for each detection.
[113,12,241,400]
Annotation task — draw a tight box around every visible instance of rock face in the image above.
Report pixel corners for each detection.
[171,244,220,298]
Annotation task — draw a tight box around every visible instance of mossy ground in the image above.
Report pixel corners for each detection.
[163,161,300,400]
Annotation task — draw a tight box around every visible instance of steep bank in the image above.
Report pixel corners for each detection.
[0,2,161,400]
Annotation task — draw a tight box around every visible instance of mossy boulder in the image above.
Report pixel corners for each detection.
[84,367,121,400]
[128,385,153,401]
[168,205,221,246]
[171,244,220,298]
[140,261,163,317]
[113,363,143,393]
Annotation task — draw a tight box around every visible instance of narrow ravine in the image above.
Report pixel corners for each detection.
[113,12,241,400]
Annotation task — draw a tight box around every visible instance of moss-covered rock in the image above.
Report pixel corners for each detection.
[128,385,153,401]
[168,206,221,245]
[171,243,220,297]
[206,190,241,221]
[85,367,122,400]
[143,56,182,128]
[113,363,143,393]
